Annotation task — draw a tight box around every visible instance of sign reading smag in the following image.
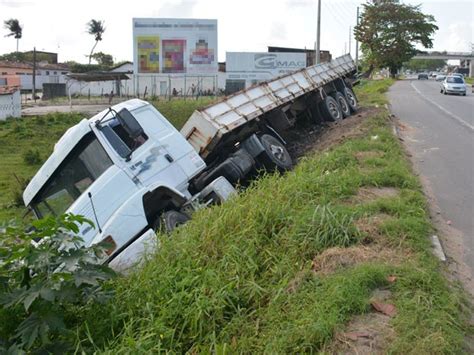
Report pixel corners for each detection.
[226,52,307,80]
[133,18,218,75]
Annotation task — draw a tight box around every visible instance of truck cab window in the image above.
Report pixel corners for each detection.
[32,133,113,217]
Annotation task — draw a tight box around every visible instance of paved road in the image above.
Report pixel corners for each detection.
[388,79,474,281]
[22,104,110,116]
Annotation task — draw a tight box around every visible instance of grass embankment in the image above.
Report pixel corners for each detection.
[0,98,215,223]
[70,80,467,353]
[464,77,473,85]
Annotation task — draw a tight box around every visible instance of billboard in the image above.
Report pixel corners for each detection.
[137,36,160,73]
[133,18,218,75]
[226,52,307,81]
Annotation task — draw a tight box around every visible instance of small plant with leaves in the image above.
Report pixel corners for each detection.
[0,214,116,353]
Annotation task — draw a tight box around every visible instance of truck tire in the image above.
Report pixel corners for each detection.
[343,87,358,113]
[319,95,343,122]
[333,92,351,118]
[154,210,190,233]
[258,134,293,171]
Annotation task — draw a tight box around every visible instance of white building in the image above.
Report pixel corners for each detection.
[132,18,219,96]
[225,52,307,93]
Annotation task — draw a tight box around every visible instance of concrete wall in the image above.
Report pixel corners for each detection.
[0,90,21,120]
[20,74,67,91]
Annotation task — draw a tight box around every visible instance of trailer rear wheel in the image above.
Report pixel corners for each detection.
[343,87,358,113]
[333,92,351,118]
[258,134,293,171]
[154,210,190,233]
[319,95,343,122]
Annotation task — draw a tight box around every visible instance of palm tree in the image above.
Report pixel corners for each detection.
[87,19,105,64]
[4,18,22,52]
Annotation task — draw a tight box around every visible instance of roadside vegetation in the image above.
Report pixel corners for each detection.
[68,79,466,353]
[0,82,468,352]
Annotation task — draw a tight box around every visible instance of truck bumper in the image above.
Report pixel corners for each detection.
[107,228,158,272]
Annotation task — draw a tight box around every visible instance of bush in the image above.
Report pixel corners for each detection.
[0,214,116,353]
[23,149,41,165]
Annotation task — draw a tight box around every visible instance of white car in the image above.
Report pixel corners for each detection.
[440,76,466,96]
[435,74,446,82]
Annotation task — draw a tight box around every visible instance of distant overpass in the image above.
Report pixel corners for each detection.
[413,51,474,60]
[413,51,473,76]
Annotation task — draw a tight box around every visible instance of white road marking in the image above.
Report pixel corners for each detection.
[410,81,474,132]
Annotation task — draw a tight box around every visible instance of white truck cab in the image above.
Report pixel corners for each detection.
[23,99,232,270]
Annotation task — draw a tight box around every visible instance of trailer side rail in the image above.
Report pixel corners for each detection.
[181,54,356,157]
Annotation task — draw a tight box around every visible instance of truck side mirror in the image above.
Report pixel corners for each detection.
[116,108,144,140]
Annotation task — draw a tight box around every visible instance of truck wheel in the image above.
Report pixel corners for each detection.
[154,210,190,233]
[333,92,351,118]
[319,95,343,122]
[343,87,358,113]
[258,134,293,171]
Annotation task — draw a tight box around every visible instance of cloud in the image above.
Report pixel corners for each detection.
[154,0,198,18]
[447,22,473,52]
[269,21,288,42]
[0,0,32,8]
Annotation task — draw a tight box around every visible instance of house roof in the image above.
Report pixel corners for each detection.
[0,61,32,69]
[110,61,133,71]
[0,60,70,71]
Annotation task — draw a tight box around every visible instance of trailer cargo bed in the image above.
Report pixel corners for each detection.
[180,54,356,159]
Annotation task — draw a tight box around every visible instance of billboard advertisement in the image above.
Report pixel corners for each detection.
[133,18,218,75]
[137,36,160,73]
[226,52,307,81]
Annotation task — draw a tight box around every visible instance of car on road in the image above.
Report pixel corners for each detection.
[440,75,466,96]
[418,73,429,80]
[435,74,446,82]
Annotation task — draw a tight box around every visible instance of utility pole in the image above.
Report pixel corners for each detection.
[32,47,36,103]
[315,0,321,64]
[355,6,360,72]
[349,26,351,55]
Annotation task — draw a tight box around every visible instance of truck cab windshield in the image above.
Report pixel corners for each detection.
[32,133,113,217]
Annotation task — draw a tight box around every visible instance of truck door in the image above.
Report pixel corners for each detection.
[103,106,190,194]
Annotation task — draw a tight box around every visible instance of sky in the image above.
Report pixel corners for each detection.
[0,0,472,64]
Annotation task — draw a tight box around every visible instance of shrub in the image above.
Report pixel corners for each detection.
[23,149,41,165]
[0,214,116,353]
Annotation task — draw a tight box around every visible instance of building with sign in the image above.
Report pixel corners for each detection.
[132,18,218,96]
[225,52,307,94]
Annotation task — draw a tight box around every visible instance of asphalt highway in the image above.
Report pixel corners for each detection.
[388,79,474,282]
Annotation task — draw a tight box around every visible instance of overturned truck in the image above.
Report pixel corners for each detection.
[23,54,358,270]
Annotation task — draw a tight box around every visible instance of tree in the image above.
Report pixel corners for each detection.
[91,52,114,67]
[354,0,438,77]
[3,18,23,52]
[0,51,26,62]
[86,19,105,64]
[404,58,446,72]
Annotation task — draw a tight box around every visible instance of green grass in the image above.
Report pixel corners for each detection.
[355,78,395,106]
[0,98,215,223]
[64,80,466,353]
[0,113,84,222]
[465,77,473,85]
[1,81,468,353]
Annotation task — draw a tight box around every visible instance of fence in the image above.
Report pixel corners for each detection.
[133,74,223,100]
[0,90,21,120]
